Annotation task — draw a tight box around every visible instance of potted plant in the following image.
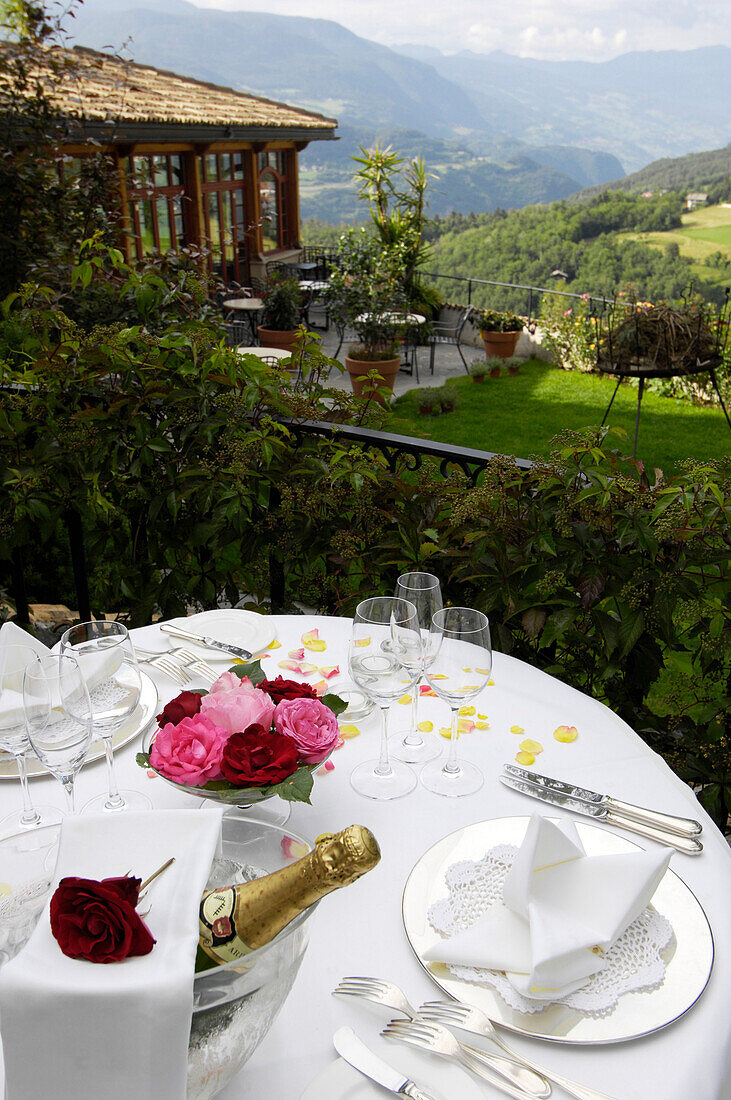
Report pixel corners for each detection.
[258,275,303,351]
[486,356,503,379]
[439,383,458,413]
[418,387,440,415]
[478,309,524,360]
[506,354,522,376]
[469,360,488,383]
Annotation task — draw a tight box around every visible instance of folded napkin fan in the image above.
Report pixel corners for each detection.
[425,815,672,1000]
[0,809,223,1100]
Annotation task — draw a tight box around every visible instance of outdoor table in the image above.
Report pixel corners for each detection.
[354,311,426,327]
[1,614,729,1099]
[236,345,292,361]
[223,297,264,344]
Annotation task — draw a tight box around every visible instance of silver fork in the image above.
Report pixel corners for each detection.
[333,978,549,1097]
[135,648,215,684]
[135,651,192,685]
[382,1019,542,1100]
[174,649,217,682]
[420,1001,619,1100]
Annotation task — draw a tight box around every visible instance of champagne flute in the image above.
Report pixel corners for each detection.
[348,597,419,800]
[390,571,442,763]
[420,607,491,797]
[60,620,151,813]
[0,645,64,831]
[22,654,93,814]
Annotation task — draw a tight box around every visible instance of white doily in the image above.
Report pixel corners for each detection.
[428,844,674,1017]
[0,876,52,965]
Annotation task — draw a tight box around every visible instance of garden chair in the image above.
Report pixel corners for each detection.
[427,304,476,374]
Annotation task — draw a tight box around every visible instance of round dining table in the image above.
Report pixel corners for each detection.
[236,346,292,361]
[1,614,729,1100]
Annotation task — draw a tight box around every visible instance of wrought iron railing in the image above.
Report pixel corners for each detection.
[421,270,614,323]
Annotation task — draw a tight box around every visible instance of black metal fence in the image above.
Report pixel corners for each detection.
[421,270,614,323]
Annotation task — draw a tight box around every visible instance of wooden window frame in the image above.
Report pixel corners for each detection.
[126,153,189,260]
[199,151,249,285]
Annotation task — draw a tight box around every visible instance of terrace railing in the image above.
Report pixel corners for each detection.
[421,270,614,323]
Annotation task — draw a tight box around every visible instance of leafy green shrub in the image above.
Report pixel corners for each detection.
[539,292,598,372]
[478,308,524,333]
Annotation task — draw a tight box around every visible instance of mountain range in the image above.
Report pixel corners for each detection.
[66,0,731,221]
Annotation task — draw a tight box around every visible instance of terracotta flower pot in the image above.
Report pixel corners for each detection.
[508,364,520,375]
[489,366,501,378]
[472,375,486,383]
[257,326,299,351]
[481,330,521,360]
[345,356,400,405]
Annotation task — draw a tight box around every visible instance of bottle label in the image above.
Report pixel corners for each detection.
[199,888,253,962]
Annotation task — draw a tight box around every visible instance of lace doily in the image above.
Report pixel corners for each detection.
[0,876,52,965]
[428,844,674,1017]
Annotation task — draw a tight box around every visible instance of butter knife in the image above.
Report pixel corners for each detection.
[160,623,252,660]
[500,775,704,855]
[333,1027,437,1099]
[504,764,702,837]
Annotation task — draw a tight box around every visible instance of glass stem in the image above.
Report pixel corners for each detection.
[14,751,41,827]
[403,683,423,746]
[62,777,76,814]
[444,706,461,774]
[375,705,393,777]
[103,736,125,810]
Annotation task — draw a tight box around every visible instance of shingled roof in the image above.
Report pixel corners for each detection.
[22,45,338,142]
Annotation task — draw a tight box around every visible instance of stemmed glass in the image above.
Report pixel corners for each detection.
[390,571,442,764]
[22,654,93,814]
[348,597,420,800]
[0,645,64,832]
[60,620,151,813]
[420,607,492,797]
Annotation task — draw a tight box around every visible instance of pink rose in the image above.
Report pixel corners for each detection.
[274,697,340,764]
[209,670,253,694]
[200,682,275,735]
[150,713,228,786]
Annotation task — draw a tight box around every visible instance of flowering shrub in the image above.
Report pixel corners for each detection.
[539,292,599,372]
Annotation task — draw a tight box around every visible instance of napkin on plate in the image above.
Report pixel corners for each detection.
[0,808,223,1100]
[425,815,672,1000]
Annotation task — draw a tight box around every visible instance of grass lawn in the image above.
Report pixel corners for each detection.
[390,359,730,474]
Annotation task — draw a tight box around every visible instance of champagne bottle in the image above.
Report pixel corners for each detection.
[197,824,380,969]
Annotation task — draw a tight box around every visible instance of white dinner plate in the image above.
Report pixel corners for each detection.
[164,609,276,661]
[0,670,158,779]
[300,1032,483,1100]
[402,816,714,1045]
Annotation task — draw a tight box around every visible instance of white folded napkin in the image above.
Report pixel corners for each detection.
[0,808,223,1100]
[426,815,672,1000]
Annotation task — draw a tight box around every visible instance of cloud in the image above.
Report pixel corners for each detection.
[189,0,731,59]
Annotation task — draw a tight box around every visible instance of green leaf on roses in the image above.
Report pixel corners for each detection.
[269,767,314,804]
[321,692,347,717]
[136,752,150,768]
[203,780,270,803]
[228,659,265,685]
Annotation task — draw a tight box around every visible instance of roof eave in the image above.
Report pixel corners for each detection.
[64,119,338,144]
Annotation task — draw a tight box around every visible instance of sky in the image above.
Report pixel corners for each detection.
[188,0,731,60]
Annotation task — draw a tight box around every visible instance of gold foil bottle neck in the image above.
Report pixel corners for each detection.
[312,824,381,886]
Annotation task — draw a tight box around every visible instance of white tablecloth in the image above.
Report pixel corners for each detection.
[2,615,730,1099]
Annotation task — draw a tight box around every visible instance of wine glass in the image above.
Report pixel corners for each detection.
[60,620,151,813]
[22,654,93,813]
[420,607,491,797]
[390,571,443,763]
[348,597,419,800]
[0,645,64,832]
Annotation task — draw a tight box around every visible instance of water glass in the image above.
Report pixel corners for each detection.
[390,571,443,763]
[420,607,492,797]
[348,597,419,800]
[22,653,93,813]
[60,620,151,813]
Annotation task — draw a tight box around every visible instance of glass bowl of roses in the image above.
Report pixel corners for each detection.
[138,662,346,810]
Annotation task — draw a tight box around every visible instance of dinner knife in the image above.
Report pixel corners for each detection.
[333,1027,437,1099]
[160,623,252,660]
[500,775,704,855]
[504,764,702,837]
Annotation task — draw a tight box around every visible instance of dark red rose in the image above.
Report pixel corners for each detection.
[50,875,155,963]
[259,676,318,706]
[221,724,299,787]
[156,690,203,728]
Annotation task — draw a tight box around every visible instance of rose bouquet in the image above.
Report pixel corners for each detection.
[138,662,346,805]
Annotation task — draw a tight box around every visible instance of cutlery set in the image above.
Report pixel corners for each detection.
[134,646,218,685]
[500,765,703,855]
[333,976,619,1099]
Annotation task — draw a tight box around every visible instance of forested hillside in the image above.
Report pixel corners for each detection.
[574,145,731,203]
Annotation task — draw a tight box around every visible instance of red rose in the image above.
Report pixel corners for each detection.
[50,875,155,963]
[156,690,203,728]
[259,676,318,706]
[221,724,299,787]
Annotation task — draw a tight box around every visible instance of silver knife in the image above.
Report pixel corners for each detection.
[504,764,702,837]
[160,623,252,660]
[500,774,704,855]
[333,1027,437,1099]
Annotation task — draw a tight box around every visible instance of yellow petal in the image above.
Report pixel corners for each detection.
[354,636,370,647]
[461,667,472,672]
[510,725,525,734]
[312,679,328,696]
[319,665,340,679]
[460,684,479,692]
[478,713,488,721]
[417,720,433,733]
[516,751,535,765]
[439,726,453,739]
[267,639,281,650]
[458,718,475,734]
[304,638,328,652]
[398,694,413,704]
[488,678,495,686]
[339,724,361,738]
[520,739,543,755]
[475,721,490,730]
[301,628,320,644]
[476,667,491,675]
[554,725,579,743]
[458,705,476,716]
[288,647,305,660]
[278,660,318,674]
[430,673,449,680]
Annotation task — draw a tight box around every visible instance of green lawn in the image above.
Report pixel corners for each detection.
[390,359,729,474]
[624,203,731,292]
